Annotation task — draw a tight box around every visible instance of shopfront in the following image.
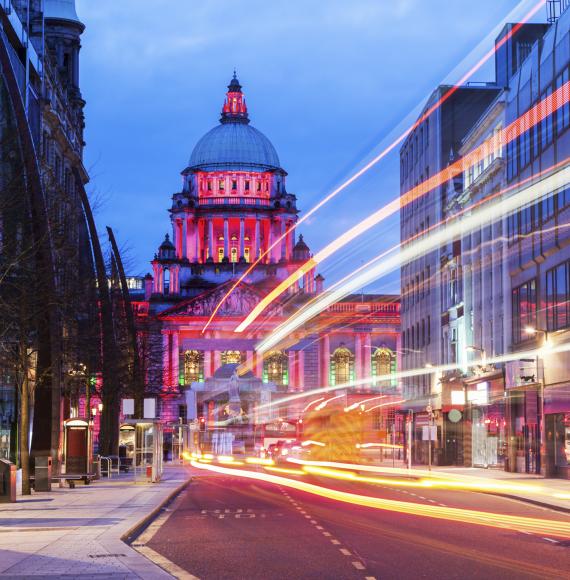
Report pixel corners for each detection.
[544,385,570,479]
[505,359,541,474]
[469,379,507,469]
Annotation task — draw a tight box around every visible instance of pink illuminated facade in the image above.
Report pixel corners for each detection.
[131,75,399,452]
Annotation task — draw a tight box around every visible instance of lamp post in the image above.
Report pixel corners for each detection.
[524,326,549,475]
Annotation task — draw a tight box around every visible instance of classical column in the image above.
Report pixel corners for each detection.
[162,332,171,389]
[208,219,214,261]
[288,351,297,392]
[196,219,202,262]
[223,219,229,259]
[203,350,212,379]
[321,334,330,387]
[285,223,293,261]
[181,218,187,259]
[172,332,179,388]
[239,218,245,260]
[280,219,287,260]
[255,351,264,378]
[355,334,363,390]
[175,219,183,258]
[268,219,276,262]
[363,333,372,389]
[245,350,254,375]
[214,350,222,371]
[186,217,194,261]
[254,219,260,260]
[297,350,305,392]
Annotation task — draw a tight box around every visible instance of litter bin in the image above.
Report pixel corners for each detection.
[35,456,52,492]
[0,459,16,502]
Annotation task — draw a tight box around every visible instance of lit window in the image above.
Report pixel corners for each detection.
[184,350,203,384]
[330,347,354,386]
[207,180,212,191]
[245,181,250,191]
[218,248,224,262]
[232,180,237,190]
[219,180,225,190]
[263,351,288,385]
[221,350,242,365]
[244,248,250,263]
[371,348,396,387]
[231,247,238,263]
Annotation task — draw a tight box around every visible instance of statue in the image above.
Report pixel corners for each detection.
[228,369,240,401]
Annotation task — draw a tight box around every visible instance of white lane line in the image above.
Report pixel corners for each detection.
[543,537,559,544]
[418,496,426,500]
[316,525,324,530]
[365,576,377,580]
[331,539,341,545]
[352,561,365,570]
[310,519,317,524]
[428,499,436,503]
[323,532,331,537]
[340,548,351,556]
[305,515,311,519]
[521,530,533,535]
[300,510,306,514]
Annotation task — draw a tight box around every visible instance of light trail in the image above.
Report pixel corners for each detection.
[302,397,325,413]
[365,399,406,413]
[256,336,570,412]
[257,161,570,354]
[190,460,570,538]
[344,395,386,412]
[315,394,345,411]
[200,0,545,335]
[237,81,570,334]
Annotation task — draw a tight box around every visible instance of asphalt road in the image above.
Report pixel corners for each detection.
[147,469,570,579]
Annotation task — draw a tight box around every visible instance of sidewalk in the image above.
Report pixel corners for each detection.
[420,465,570,512]
[0,463,191,578]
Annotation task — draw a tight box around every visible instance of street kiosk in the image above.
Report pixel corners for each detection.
[121,420,163,483]
[63,418,93,484]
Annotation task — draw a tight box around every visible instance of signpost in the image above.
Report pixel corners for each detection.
[426,404,434,471]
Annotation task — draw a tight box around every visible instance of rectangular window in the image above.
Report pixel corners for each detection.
[556,68,570,136]
[546,262,569,331]
[219,179,225,190]
[245,180,250,191]
[232,180,237,190]
[512,278,537,343]
[541,87,554,148]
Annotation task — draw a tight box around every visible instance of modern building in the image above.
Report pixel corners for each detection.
[399,4,570,476]
[131,76,401,455]
[0,1,116,474]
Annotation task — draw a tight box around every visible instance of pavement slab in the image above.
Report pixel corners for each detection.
[0,464,191,578]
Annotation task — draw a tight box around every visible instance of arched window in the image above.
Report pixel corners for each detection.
[231,247,238,263]
[221,350,242,365]
[371,347,395,386]
[263,351,288,385]
[184,350,204,384]
[330,347,354,386]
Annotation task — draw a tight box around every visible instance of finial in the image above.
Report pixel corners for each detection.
[233,68,237,80]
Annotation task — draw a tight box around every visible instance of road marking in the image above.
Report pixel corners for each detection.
[310,519,317,524]
[352,561,365,570]
[428,499,436,503]
[305,515,311,519]
[331,539,341,545]
[136,545,199,580]
[418,496,426,500]
[365,576,377,580]
[316,525,324,530]
[300,510,306,514]
[323,532,331,537]
[543,537,559,544]
[340,548,351,556]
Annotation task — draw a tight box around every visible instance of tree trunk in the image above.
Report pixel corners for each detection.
[20,340,31,495]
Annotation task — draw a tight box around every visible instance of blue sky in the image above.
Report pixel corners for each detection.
[77,0,541,288]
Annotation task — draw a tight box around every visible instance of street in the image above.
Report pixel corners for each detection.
[145,467,570,579]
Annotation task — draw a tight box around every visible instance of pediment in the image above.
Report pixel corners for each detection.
[159,282,280,318]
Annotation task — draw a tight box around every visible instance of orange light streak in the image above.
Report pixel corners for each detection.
[200,0,545,335]
[236,80,570,333]
[190,460,570,538]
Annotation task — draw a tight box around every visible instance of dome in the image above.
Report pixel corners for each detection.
[187,74,282,172]
[44,0,82,23]
[188,123,281,172]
